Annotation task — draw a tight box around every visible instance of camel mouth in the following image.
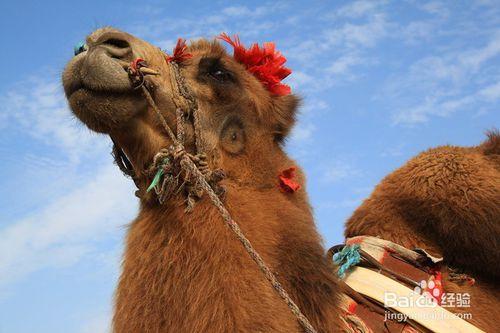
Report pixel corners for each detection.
[65,84,145,133]
[63,54,145,133]
[67,85,136,103]
[65,75,130,100]
[63,56,133,99]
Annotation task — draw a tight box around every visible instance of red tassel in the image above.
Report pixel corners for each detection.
[130,58,145,72]
[218,33,292,96]
[279,167,301,193]
[165,38,192,63]
[432,272,443,304]
[425,270,444,304]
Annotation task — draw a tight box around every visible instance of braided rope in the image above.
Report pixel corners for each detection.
[181,156,318,333]
[170,62,206,154]
[139,67,318,333]
[176,108,185,145]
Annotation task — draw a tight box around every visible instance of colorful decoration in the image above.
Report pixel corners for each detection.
[279,167,301,193]
[74,41,87,56]
[219,33,292,96]
[333,244,361,278]
[166,38,192,63]
[129,58,145,72]
[425,271,444,304]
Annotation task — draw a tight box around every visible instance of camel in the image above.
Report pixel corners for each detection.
[63,27,343,332]
[62,26,497,332]
[345,131,500,331]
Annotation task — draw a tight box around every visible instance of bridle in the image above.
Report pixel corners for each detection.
[112,58,224,204]
[111,55,320,333]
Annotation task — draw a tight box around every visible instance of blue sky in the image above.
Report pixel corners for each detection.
[0,1,499,332]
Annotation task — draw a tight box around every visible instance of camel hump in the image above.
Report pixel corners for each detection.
[346,133,500,282]
[479,129,500,156]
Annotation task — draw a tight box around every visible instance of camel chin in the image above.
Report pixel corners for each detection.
[66,88,146,133]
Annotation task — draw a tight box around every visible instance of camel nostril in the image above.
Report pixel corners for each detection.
[85,30,136,60]
[102,38,130,49]
[98,36,132,60]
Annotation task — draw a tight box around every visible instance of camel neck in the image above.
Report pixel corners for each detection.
[114,183,342,332]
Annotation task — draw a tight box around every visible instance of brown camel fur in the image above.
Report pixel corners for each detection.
[345,131,500,331]
[63,28,342,332]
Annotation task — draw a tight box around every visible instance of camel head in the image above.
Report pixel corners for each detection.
[63,27,301,201]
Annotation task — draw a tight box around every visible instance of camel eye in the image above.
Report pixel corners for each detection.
[220,116,246,155]
[198,57,235,84]
[208,68,232,82]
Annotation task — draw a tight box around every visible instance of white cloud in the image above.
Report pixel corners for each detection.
[479,81,500,100]
[290,123,315,143]
[0,163,136,290]
[333,0,386,18]
[221,3,286,17]
[319,198,363,210]
[324,162,361,183]
[473,0,500,6]
[300,99,329,115]
[419,1,450,18]
[380,143,405,157]
[324,13,389,49]
[348,14,389,47]
[0,74,136,291]
[80,313,111,333]
[328,53,363,75]
[221,6,254,17]
[287,70,314,91]
[401,21,435,44]
[460,32,500,70]
[388,31,500,124]
[286,11,390,91]
[130,2,288,44]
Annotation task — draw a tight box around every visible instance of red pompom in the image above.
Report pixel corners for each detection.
[278,167,301,193]
[166,38,192,63]
[218,33,292,96]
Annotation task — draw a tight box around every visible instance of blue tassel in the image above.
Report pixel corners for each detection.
[333,244,361,279]
[74,41,87,56]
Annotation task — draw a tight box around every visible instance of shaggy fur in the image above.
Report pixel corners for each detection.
[63,26,498,332]
[345,131,500,331]
[63,28,342,332]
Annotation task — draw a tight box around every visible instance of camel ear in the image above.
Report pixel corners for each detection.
[270,94,301,142]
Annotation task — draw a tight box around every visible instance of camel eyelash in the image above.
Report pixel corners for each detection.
[197,57,235,83]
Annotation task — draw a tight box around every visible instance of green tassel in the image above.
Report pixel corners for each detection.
[147,168,164,192]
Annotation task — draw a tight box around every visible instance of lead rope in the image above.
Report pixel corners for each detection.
[138,62,319,333]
